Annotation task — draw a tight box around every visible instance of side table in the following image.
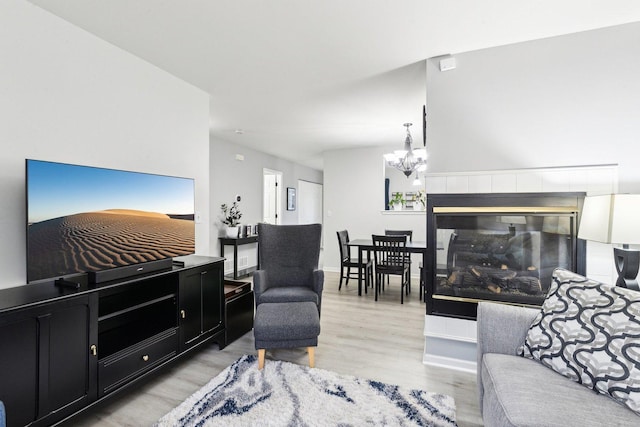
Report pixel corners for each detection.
[219,235,259,279]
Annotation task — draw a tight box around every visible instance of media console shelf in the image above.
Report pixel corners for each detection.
[0,255,224,427]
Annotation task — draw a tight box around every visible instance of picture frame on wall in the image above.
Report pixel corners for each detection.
[287,187,296,211]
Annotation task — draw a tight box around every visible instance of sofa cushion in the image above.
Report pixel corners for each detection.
[519,268,640,415]
[482,353,639,426]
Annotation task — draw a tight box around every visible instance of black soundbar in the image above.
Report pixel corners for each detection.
[88,258,174,284]
[54,278,80,289]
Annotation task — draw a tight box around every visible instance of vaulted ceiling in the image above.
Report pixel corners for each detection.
[28,0,640,170]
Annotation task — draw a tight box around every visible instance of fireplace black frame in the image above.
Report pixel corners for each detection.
[425,192,586,320]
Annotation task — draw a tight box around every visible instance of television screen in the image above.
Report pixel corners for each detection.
[26,159,195,283]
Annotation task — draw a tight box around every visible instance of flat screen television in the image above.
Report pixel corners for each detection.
[26,159,195,283]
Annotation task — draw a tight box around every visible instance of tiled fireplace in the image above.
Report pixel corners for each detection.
[425,192,586,320]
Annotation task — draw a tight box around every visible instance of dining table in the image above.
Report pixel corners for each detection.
[347,238,427,296]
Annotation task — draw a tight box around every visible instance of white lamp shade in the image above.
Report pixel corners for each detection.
[578,194,640,244]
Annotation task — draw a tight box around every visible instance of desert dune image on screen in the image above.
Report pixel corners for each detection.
[27,160,195,282]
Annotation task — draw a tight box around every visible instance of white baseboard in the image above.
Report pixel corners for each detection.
[423,353,477,374]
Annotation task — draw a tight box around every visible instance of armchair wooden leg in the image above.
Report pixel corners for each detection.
[258,349,266,370]
[308,346,315,368]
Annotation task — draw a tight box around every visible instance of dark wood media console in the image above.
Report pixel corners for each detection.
[0,255,225,427]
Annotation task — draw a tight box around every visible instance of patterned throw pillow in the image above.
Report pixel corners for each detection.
[520,268,640,415]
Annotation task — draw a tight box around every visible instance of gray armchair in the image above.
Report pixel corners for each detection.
[254,223,324,314]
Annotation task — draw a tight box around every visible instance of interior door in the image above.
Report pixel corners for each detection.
[298,179,323,246]
[263,169,282,224]
[297,180,323,225]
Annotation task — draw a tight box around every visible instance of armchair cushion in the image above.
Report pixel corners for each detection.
[257,286,319,305]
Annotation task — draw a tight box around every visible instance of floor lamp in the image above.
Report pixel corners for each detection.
[578,194,640,291]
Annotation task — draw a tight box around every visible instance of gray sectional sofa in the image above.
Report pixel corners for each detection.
[477,300,639,426]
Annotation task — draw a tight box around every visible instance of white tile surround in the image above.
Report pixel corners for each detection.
[422,164,619,373]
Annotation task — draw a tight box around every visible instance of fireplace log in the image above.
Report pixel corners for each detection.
[487,284,502,293]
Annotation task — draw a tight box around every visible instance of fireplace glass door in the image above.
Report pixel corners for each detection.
[434,213,576,307]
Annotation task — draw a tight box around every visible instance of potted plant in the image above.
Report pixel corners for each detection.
[388,192,405,211]
[221,202,242,238]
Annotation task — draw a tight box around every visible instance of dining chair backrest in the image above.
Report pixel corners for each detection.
[336,230,351,262]
[385,229,413,242]
[372,234,408,275]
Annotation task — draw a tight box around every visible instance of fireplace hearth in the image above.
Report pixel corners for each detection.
[425,192,586,320]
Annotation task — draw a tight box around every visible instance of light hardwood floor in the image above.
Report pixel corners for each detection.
[66,271,483,426]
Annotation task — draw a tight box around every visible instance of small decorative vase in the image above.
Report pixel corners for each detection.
[225,226,240,238]
[393,204,403,211]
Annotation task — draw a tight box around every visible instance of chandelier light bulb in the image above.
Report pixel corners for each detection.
[384,123,428,178]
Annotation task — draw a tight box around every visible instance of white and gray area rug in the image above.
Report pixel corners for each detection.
[155,354,457,427]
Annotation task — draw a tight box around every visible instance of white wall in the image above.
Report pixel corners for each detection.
[323,146,427,273]
[324,22,640,276]
[0,1,210,289]
[426,22,640,192]
[209,137,322,274]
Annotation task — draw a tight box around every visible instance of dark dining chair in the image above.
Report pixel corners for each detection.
[385,229,413,241]
[372,234,410,304]
[336,230,373,292]
[384,230,413,293]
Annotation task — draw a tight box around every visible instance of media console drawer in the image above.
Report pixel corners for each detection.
[99,328,178,396]
[224,280,252,299]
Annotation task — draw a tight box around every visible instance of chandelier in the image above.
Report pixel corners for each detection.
[384,123,427,177]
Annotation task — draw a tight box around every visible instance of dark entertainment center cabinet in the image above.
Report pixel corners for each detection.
[0,255,243,427]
